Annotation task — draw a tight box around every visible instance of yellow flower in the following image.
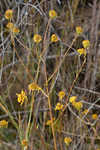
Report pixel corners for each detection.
[5,9,13,20]
[96,148,100,150]
[82,109,89,115]
[73,102,83,111]
[82,40,90,49]
[22,139,28,147]
[76,26,83,35]
[33,34,42,43]
[6,22,14,30]
[49,10,57,19]
[12,27,20,34]
[92,114,98,120]
[69,96,77,103]
[0,120,8,128]
[77,48,86,56]
[46,120,52,126]
[51,34,58,42]
[58,91,65,100]
[46,118,55,126]
[64,137,72,146]
[6,23,20,34]
[55,102,64,111]
[16,90,27,105]
[28,82,41,92]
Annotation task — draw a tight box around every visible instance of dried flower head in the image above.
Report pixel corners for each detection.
[64,137,72,146]
[77,48,86,56]
[55,102,64,111]
[49,10,57,19]
[82,40,90,49]
[0,120,8,128]
[51,34,58,42]
[33,34,42,43]
[92,114,98,120]
[16,90,27,105]
[5,9,13,20]
[76,26,83,35]
[58,91,65,100]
